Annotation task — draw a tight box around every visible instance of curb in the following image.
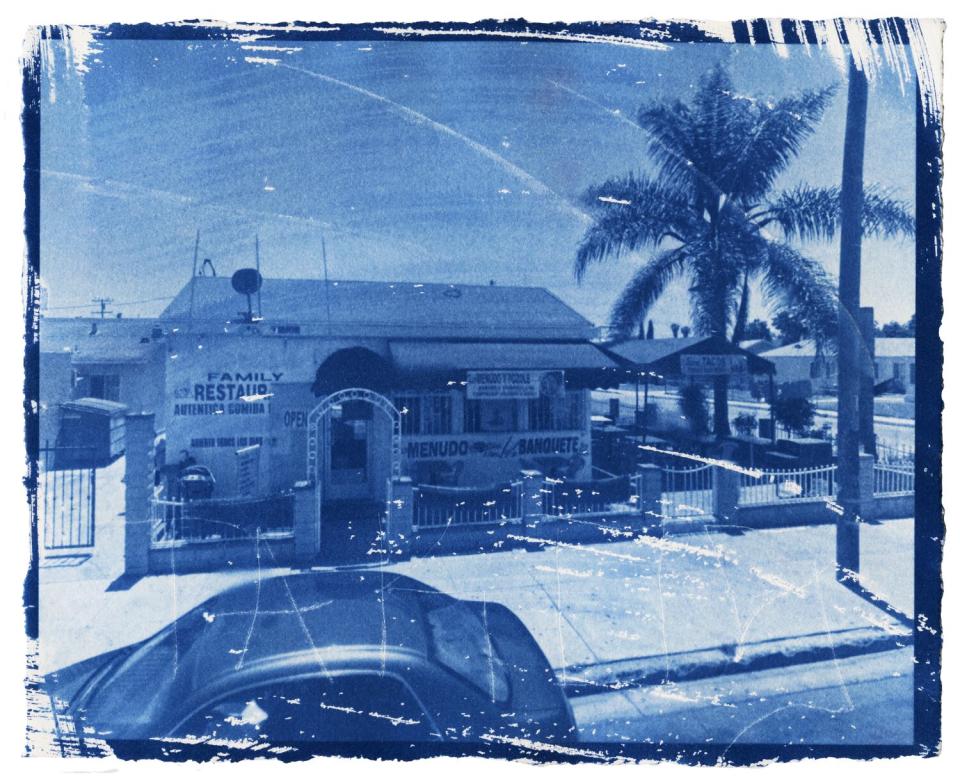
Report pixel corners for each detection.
[559,625,913,697]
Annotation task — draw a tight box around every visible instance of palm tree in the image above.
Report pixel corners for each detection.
[575,65,913,436]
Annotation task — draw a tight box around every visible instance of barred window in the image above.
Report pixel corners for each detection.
[464,399,519,433]
[396,396,420,436]
[528,392,583,431]
[421,394,452,435]
[395,394,452,435]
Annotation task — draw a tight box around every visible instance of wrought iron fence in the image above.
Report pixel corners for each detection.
[738,464,837,506]
[412,481,523,530]
[875,441,915,466]
[660,464,715,518]
[873,464,915,496]
[39,446,96,550]
[151,491,295,544]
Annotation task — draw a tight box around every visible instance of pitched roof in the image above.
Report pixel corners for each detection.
[161,277,595,339]
[606,336,775,375]
[606,336,711,365]
[762,340,821,358]
[763,338,914,359]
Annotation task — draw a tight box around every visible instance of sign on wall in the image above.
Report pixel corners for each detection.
[171,370,284,418]
[680,355,748,377]
[466,370,564,400]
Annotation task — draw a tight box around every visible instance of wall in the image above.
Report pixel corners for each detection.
[162,332,386,496]
[39,351,73,447]
[148,536,295,575]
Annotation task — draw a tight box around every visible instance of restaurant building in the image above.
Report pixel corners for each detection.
[40,275,624,504]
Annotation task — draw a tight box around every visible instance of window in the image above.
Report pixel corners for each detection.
[395,394,452,436]
[528,393,583,432]
[910,362,916,384]
[893,362,903,380]
[82,373,120,402]
[464,399,519,433]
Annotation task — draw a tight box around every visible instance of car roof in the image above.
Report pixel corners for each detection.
[190,571,443,668]
[84,572,453,724]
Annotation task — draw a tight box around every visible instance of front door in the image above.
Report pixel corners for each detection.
[324,416,372,501]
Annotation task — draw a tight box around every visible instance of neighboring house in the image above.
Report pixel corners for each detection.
[763,337,915,399]
[737,339,779,355]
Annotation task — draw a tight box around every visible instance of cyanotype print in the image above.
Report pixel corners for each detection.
[23,18,942,763]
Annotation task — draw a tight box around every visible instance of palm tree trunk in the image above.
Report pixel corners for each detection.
[837,55,868,581]
[712,375,731,437]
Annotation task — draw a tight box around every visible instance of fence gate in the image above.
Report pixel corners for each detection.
[660,463,715,519]
[39,446,96,550]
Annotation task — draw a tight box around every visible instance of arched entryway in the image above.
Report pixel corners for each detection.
[307,388,401,563]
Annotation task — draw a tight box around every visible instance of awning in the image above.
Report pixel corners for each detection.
[388,340,625,389]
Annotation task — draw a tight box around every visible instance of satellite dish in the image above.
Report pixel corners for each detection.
[231,269,263,322]
[231,268,263,296]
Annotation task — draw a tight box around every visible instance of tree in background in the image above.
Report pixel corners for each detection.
[574,65,911,437]
[774,395,816,437]
[877,315,916,337]
[742,318,774,341]
[670,322,681,338]
[681,326,691,338]
[646,320,655,339]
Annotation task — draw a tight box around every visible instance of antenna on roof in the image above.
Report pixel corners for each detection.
[189,229,200,322]
[255,234,263,318]
[321,235,332,336]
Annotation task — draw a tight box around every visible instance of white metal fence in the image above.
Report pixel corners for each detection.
[412,481,524,530]
[542,474,638,517]
[738,464,837,506]
[151,491,295,545]
[660,464,715,518]
[874,464,915,496]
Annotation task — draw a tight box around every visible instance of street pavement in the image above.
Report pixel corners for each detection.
[571,647,913,745]
[38,470,916,745]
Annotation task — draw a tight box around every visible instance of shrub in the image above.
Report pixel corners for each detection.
[773,396,816,437]
[733,412,758,436]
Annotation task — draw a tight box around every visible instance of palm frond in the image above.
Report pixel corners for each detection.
[609,247,689,337]
[726,84,838,201]
[574,174,696,280]
[760,185,915,241]
[760,241,838,344]
[635,101,702,197]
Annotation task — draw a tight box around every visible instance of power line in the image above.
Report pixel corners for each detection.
[45,295,175,312]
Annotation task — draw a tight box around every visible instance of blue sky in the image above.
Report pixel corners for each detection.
[40,36,916,331]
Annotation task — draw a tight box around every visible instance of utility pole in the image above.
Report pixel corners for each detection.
[91,297,113,319]
[836,56,868,582]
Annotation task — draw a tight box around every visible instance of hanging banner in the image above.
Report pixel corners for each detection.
[466,370,564,400]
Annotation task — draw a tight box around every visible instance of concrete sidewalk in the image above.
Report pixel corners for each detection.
[39,510,914,682]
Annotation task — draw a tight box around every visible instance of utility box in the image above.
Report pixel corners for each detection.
[57,398,127,467]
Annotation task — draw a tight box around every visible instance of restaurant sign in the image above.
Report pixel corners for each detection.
[680,355,748,377]
[466,370,564,400]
